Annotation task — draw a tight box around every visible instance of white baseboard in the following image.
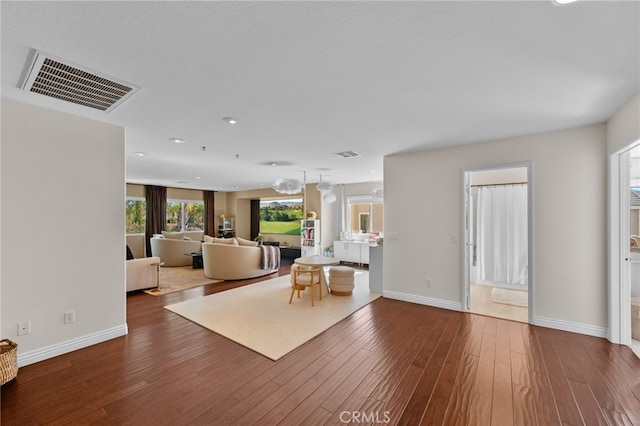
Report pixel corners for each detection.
[383,290,464,312]
[532,316,608,338]
[382,291,608,339]
[17,324,128,367]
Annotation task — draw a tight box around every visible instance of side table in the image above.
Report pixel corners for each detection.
[185,252,203,269]
[149,261,165,292]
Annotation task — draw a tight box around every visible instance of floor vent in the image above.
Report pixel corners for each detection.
[21,50,140,112]
[334,150,362,158]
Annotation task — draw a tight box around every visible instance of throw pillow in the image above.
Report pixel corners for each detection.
[203,235,214,244]
[236,237,259,247]
[126,245,135,260]
[162,231,185,240]
[211,237,237,245]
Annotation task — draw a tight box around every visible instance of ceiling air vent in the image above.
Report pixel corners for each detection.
[21,50,140,112]
[334,150,362,158]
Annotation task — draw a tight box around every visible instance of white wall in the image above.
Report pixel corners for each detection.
[384,124,607,334]
[0,100,3,339]
[607,93,640,154]
[1,99,126,365]
[469,167,528,185]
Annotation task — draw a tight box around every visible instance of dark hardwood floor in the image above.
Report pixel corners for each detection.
[2,262,640,425]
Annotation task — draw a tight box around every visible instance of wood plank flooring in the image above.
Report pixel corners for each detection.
[2,263,640,425]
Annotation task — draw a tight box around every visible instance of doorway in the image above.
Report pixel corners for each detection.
[628,147,640,357]
[611,143,640,356]
[463,165,532,323]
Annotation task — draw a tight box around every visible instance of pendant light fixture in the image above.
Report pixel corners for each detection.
[272,178,303,194]
[316,175,333,192]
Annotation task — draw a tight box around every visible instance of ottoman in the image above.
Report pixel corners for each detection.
[632,297,640,340]
[329,266,355,296]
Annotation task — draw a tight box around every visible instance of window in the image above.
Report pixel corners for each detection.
[259,198,303,235]
[166,200,204,232]
[126,198,146,234]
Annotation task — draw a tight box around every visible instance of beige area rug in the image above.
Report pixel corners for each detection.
[164,271,380,360]
[144,266,223,296]
[490,287,528,307]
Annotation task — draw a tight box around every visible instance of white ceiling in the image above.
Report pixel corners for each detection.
[2,1,638,192]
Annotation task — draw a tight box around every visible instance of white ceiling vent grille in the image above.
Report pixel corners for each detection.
[334,150,362,158]
[21,50,140,112]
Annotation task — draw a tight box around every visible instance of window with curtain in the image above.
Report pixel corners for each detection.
[125,198,146,234]
[166,200,204,231]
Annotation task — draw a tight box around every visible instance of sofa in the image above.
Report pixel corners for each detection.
[126,256,161,292]
[202,239,281,280]
[150,232,203,266]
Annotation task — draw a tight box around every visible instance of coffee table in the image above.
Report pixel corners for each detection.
[185,252,203,269]
[294,255,340,296]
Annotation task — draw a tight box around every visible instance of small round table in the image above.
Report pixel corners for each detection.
[294,255,340,296]
[149,261,165,292]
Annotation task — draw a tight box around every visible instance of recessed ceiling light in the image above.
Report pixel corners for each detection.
[223,117,238,125]
[552,0,578,4]
[133,151,146,156]
[259,161,293,167]
[194,176,201,180]
[170,138,186,144]
[177,180,188,184]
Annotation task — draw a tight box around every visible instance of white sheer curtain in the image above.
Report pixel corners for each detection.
[476,185,528,286]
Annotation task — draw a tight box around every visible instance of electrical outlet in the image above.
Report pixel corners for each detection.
[64,311,75,324]
[426,279,432,288]
[18,321,30,336]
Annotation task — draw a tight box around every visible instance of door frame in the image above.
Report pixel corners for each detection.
[608,141,640,345]
[461,161,534,324]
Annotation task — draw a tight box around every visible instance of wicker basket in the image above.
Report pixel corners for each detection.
[0,339,18,385]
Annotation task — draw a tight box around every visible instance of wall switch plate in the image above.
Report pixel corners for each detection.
[18,321,30,336]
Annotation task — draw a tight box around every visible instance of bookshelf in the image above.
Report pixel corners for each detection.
[301,219,320,256]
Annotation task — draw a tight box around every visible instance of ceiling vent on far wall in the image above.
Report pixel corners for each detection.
[20,50,140,112]
[334,150,362,158]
